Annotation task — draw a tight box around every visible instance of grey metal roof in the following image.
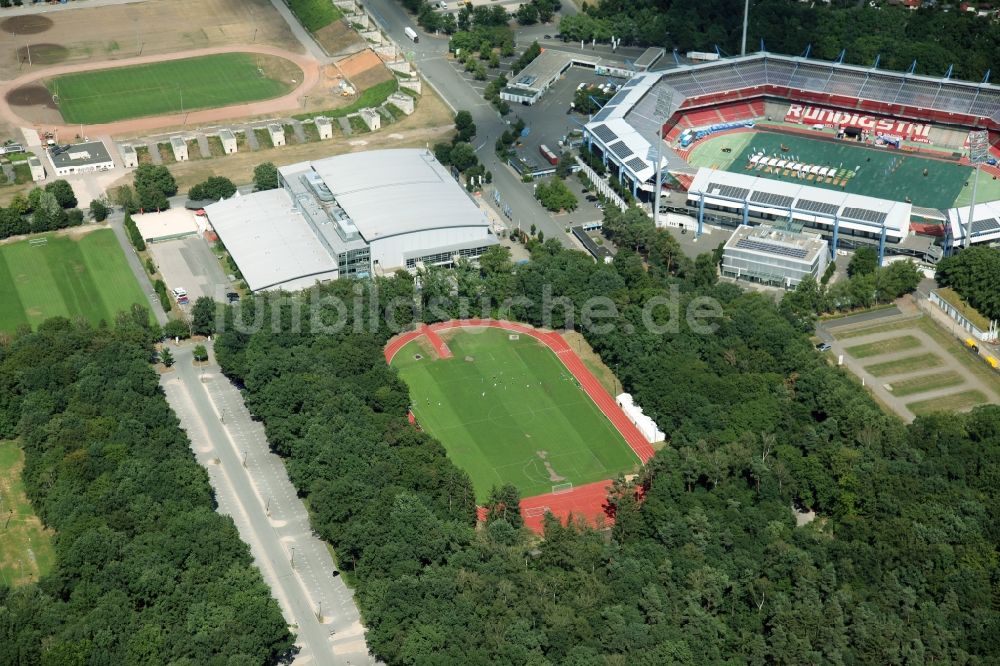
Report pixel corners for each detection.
[306,149,490,240]
[205,189,338,292]
[48,140,112,167]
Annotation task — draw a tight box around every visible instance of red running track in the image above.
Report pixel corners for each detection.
[384,319,657,534]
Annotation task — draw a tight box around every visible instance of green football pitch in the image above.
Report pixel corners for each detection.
[0,229,148,333]
[46,53,301,124]
[391,329,640,502]
[686,130,986,209]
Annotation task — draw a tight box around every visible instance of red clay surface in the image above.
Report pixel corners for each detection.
[385,319,656,534]
[0,44,321,138]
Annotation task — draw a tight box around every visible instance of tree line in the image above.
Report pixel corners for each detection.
[935,246,1000,322]
[0,309,293,664]
[561,0,1000,80]
[212,229,999,663]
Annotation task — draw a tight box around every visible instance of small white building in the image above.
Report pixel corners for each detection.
[359,108,381,132]
[615,393,665,444]
[120,144,138,168]
[28,156,45,181]
[268,124,286,147]
[47,140,115,176]
[219,129,237,154]
[387,92,414,115]
[170,136,188,162]
[316,117,333,140]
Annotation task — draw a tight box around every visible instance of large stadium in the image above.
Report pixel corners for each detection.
[584,51,1000,260]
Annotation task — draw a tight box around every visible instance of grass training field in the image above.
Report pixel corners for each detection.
[288,0,343,32]
[0,441,55,587]
[47,53,301,124]
[0,229,147,333]
[392,329,640,502]
[888,371,964,397]
[687,130,985,209]
[845,335,921,359]
[908,390,989,416]
[864,352,943,377]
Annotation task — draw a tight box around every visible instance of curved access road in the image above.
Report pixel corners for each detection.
[0,44,321,137]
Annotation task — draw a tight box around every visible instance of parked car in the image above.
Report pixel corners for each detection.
[226,292,240,304]
[585,195,599,202]
[816,342,832,352]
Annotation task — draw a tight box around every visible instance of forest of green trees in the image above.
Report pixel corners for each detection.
[0,308,293,664]
[562,0,1000,80]
[210,223,999,663]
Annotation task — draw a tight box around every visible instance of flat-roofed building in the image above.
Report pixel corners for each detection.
[219,129,237,154]
[47,140,115,176]
[267,124,285,147]
[28,157,45,181]
[316,117,334,140]
[722,224,829,289]
[121,144,138,168]
[170,136,188,161]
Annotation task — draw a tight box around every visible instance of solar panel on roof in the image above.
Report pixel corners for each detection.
[591,124,617,143]
[796,199,840,216]
[750,191,794,208]
[971,218,1000,235]
[608,141,633,159]
[592,106,615,122]
[707,182,749,200]
[734,238,809,259]
[625,157,648,172]
[841,207,888,225]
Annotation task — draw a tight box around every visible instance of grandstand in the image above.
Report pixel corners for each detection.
[584,51,1000,257]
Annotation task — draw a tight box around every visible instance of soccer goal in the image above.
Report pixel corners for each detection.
[551,482,573,495]
[524,506,550,517]
[29,238,48,247]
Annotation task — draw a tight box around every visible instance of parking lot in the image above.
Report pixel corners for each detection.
[147,236,230,305]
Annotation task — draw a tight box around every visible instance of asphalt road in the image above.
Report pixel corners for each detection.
[162,342,374,666]
[362,0,577,247]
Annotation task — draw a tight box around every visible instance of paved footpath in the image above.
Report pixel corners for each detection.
[162,342,375,666]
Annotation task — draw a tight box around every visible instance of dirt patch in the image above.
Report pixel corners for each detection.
[16,44,70,66]
[5,85,56,109]
[313,21,365,57]
[1,16,53,35]
[0,0,303,82]
[337,49,393,90]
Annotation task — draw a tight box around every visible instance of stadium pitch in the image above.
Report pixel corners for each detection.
[687,130,985,210]
[0,229,148,333]
[46,53,301,124]
[391,328,641,502]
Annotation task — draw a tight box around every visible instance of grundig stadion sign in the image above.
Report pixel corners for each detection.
[785,104,931,143]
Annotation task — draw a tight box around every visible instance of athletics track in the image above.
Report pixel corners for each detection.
[384,319,656,534]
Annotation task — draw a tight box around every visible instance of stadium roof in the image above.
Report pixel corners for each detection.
[205,189,338,292]
[292,149,490,240]
[688,167,912,239]
[588,50,1000,182]
[945,199,1000,247]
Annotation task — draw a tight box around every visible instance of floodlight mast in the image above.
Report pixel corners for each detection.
[966,130,988,250]
[652,92,672,230]
[741,0,750,56]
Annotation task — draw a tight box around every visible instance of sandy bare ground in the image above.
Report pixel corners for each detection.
[0,0,303,81]
[0,45,322,138]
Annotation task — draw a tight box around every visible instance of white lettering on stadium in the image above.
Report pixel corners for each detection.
[785,104,931,142]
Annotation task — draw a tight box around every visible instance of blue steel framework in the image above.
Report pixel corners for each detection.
[687,189,890,265]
